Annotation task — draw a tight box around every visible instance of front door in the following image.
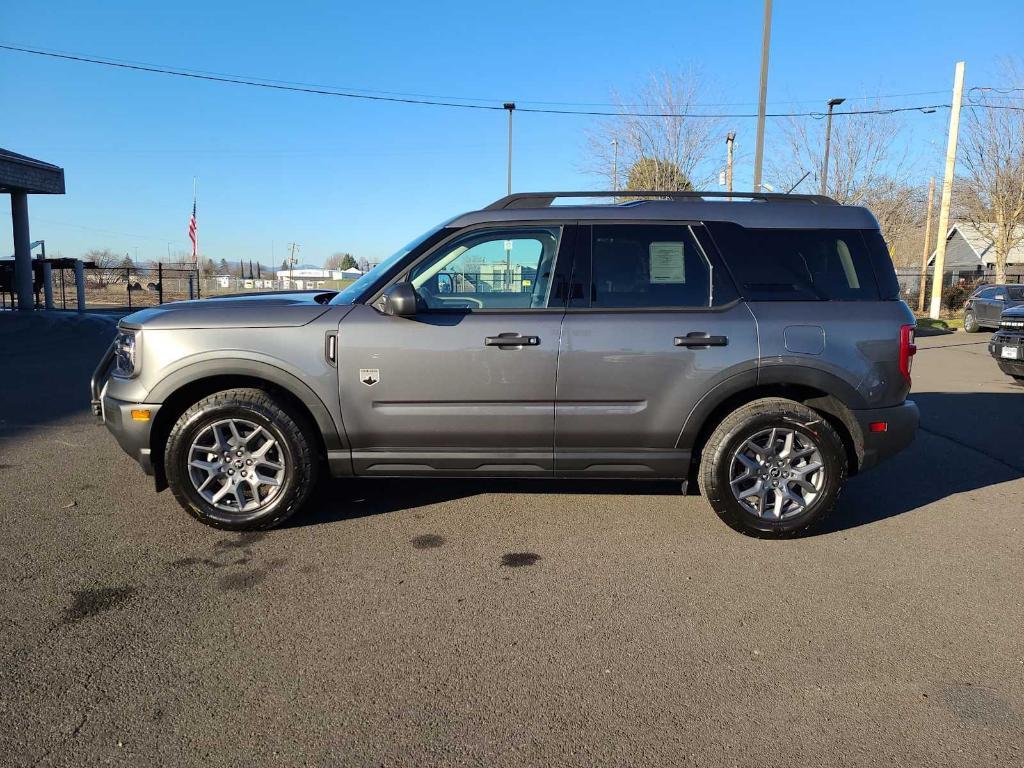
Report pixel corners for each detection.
[554,222,758,477]
[338,224,575,475]
[976,287,999,324]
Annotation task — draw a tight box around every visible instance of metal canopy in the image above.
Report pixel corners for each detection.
[0,148,65,195]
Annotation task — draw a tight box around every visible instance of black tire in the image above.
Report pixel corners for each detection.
[963,311,981,333]
[698,397,847,538]
[164,388,318,530]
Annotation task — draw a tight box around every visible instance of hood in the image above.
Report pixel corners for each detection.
[1002,304,1024,320]
[120,291,336,330]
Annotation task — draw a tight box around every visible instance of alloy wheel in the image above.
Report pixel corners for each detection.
[187,418,286,513]
[729,427,825,520]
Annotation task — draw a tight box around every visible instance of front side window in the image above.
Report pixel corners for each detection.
[589,224,712,308]
[410,227,561,310]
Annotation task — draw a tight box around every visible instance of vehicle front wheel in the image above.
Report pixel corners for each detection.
[963,311,981,333]
[164,388,318,530]
[698,397,847,538]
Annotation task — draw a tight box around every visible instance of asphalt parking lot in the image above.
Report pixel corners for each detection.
[2,313,1022,767]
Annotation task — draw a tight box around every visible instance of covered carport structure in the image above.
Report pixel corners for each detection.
[1,148,66,310]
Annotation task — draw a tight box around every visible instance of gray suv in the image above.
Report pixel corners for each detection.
[92,191,919,537]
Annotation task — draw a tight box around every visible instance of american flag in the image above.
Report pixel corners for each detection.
[188,200,198,263]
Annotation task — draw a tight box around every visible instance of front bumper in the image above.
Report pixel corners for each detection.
[100,394,161,475]
[92,342,160,476]
[988,332,1024,378]
[851,400,919,472]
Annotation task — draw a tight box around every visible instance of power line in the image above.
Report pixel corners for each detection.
[1,42,1019,118]
[0,41,953,110]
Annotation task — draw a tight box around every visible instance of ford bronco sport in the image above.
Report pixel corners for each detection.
[92,191,919,537]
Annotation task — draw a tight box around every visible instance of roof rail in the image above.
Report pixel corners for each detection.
[484,190,838,210]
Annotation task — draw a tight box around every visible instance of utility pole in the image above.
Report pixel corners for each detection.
[928,61,966,320]
[725,132,736,194]
[503,102,516,195]
[752,0,773,192]
[286,242,300,269]
[917,177,936,314]
[611,137,619,192]
[821,97,846,196]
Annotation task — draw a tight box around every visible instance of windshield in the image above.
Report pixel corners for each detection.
[330,221,453,305]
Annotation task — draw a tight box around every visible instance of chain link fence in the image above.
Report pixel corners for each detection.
[3,262,357,312]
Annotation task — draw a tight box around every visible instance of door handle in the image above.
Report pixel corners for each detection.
[674,332,728,348]
[485,333,540,347]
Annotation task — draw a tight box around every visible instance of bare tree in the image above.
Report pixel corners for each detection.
[84,248,120,286]
[769,105,906,204]
[769,104,929,267]
[325,252,358,271]
[958,64,1024,283]
[862,179,926,269]
[586,69,723,191]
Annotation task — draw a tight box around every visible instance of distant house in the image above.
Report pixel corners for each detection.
[276,263,337,290]
[275,263,365,289]
[927,223,1024,277]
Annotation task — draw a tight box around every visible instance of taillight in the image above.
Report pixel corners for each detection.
[899,324,917,384]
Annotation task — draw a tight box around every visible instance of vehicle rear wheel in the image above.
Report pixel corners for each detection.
[165,388,318,530]
[698,397,847,538]
[963,311,981,333]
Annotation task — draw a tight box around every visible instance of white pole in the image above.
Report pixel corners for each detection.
[74,259,86,313]
[928,62,966,320]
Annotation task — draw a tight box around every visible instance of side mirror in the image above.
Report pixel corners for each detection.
[381,282,418,316]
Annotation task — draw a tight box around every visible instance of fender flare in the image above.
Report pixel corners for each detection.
[147,357,345,451]
[676,364,866,450]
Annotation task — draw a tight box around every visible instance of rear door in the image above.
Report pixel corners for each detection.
[553,222,757,478]
[338,223,575,475]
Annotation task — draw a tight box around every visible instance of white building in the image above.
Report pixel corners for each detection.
[276,264,364,289]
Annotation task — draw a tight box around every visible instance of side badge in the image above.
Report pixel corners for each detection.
[359,368,380,387]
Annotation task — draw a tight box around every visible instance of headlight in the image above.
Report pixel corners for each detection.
[113,328,139,377]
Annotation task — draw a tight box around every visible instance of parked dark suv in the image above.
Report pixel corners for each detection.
[92,191,919,537]
[963,284,1024,332]
[988,305,1024,382]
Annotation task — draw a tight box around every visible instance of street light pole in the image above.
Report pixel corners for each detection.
[503,102,516,195]
[752,0,773,192]
[820,97,845,196]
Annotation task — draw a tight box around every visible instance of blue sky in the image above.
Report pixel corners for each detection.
[1,0,1022,266]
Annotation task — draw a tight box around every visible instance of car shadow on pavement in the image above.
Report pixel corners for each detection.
[294,391,1024,536]
[819,391,1023,534]
[0,312,118,428]
[288,476,685,529]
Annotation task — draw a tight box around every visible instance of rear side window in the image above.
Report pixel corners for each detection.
[860,230,901,300]
[1009,287,1024,300]
[707,222,881,301]
[589,224,711,308]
